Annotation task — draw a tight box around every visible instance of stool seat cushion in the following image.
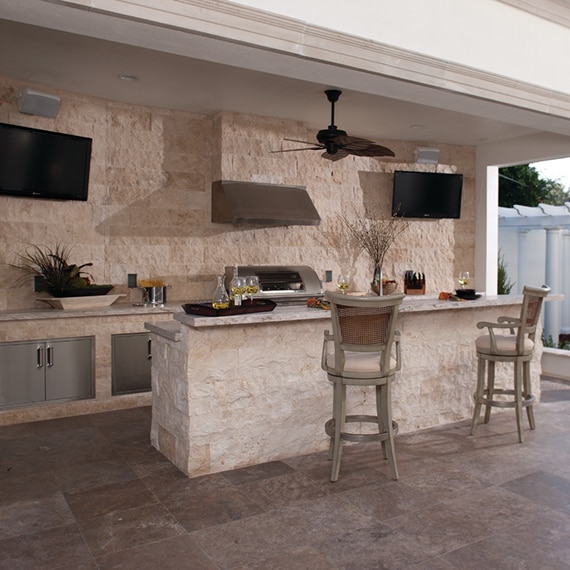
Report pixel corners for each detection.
[325,351,397,374]
[475,334,534,356]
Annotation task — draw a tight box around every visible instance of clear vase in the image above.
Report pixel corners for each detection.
[212,275,230,309]
[371,265,383,296]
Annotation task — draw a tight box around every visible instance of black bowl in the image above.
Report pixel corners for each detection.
[455,288,476,299]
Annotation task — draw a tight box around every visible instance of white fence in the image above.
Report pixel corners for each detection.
[498,203,570,342]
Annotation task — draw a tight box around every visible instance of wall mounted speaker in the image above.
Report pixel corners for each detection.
[17,88,61,118]
[415,147,440,164]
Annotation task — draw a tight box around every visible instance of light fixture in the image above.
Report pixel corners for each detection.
[415,146,440,164]
[117,74,140,82]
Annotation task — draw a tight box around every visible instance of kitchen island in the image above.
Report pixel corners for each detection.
[146,294,556,477]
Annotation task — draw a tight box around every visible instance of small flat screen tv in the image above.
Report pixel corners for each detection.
[392,170,463,219]
[0,122,92,201]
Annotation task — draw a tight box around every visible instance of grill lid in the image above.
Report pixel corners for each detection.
[224,265,323,303]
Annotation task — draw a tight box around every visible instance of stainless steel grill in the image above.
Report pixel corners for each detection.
[224,265,323,305]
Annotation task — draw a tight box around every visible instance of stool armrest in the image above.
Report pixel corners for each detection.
[321,330,333,370]
[476,320,522,353]
[393,330,402,372]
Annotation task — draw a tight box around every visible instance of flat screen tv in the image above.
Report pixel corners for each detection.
[0,122,92,201]
[392,170,463,219]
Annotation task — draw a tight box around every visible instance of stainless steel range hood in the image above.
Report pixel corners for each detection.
[211,180,321,226]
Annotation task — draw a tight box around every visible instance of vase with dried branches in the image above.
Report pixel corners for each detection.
[340,213,410,295]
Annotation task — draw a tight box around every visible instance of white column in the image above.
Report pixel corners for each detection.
[562,230,570,335]
[544,227,562,344]
[516,229,529,295]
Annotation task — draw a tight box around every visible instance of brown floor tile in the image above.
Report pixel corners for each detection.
[95,533,217,570]
[65,478,159,520]
[0,522,93,570]
[77,502,185,557]
[0,493,75,540]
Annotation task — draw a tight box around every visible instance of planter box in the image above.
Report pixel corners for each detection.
[542,347,570,381]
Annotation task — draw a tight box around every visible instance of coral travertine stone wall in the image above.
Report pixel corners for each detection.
[0,77,476,311]
[0,76,479,430]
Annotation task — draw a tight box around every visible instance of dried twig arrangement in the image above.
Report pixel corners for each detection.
[339,213,410,270]
[320,216,361,271]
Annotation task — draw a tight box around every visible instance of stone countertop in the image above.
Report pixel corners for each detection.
[171,293,562,329]
[0,302,179,322]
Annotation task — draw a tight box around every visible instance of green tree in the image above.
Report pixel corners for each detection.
[499,164,568,207]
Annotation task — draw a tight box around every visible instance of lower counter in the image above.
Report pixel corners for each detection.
[146,294,554,477]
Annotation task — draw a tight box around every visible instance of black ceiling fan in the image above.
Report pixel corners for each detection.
[274,89,395,162]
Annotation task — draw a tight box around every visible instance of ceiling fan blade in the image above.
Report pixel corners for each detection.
[346,143,395,158]
[271,146,323,153]
[322,148,349,161]
[332,135,395,157]
[283,138,322,146]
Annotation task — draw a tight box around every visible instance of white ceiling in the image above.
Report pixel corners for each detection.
[0,1,565,148]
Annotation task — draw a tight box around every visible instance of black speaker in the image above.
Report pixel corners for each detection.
[18,88,60,118]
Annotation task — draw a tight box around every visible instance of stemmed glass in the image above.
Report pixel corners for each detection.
[230,275,246,305]
[337,273,350,294]
[458,271,470,289]
[245,275,260,303]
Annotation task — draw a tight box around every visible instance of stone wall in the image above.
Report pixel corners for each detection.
[0,77,476,310]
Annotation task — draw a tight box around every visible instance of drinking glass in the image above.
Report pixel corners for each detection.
[458,271,470,289]
[337,273,350,294]
[230,275,246,305]
[245,275,260,302]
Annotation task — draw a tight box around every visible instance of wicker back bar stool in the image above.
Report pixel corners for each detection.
[321,291,404,482]
[470,285,550,442]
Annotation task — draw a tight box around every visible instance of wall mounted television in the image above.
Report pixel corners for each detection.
[0,122,92,201]
[391,170,463,219]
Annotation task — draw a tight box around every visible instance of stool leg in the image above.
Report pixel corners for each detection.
[483,361,495,424]
[378,381,398,480]
[330,381,346,482]
[470,356,486,435]
[522,360,535,430]
[514,360,524,443]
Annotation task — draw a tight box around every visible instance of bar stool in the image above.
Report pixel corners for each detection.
[321,291,404,482]
[470,285,550,442]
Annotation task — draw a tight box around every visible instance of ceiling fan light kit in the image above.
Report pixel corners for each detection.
[275,89,395,162]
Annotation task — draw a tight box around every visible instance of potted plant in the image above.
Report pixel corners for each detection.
[12,243,113,297]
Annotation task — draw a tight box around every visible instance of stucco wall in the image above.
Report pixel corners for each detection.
[0,77,476,310]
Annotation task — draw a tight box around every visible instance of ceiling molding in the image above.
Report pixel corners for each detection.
[497,0,570,28]
[49,0,570,121]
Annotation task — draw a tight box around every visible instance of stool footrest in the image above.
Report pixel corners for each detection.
[477,388,535,409]
[325,415,399,443]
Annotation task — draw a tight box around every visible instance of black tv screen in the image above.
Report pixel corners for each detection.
[0,122,92,201]
[392,171,463,219]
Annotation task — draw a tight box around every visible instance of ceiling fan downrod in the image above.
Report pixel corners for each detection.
[325,89,342,129]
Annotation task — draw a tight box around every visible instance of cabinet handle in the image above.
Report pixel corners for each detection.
[147,338,152,360]
[36,345,44,368]
[46,345,54,367]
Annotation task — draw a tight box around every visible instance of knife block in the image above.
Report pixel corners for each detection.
[404,284,426,295]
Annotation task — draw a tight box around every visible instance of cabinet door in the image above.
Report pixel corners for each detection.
[45,337,94,401]
[112,332,152,395]
[0,341,45,406]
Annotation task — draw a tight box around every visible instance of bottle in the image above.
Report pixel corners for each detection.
[211,275,230,309]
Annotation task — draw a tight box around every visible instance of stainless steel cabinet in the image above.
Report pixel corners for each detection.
[111,332,152,395]
[0,337,94,407]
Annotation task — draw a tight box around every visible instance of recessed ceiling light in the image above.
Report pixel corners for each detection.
[409,124,425,130]
[117,74,140,82]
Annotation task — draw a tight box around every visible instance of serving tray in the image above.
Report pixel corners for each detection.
[182,299,276,317]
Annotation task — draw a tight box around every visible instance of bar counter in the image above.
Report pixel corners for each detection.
[147,294,556,477]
